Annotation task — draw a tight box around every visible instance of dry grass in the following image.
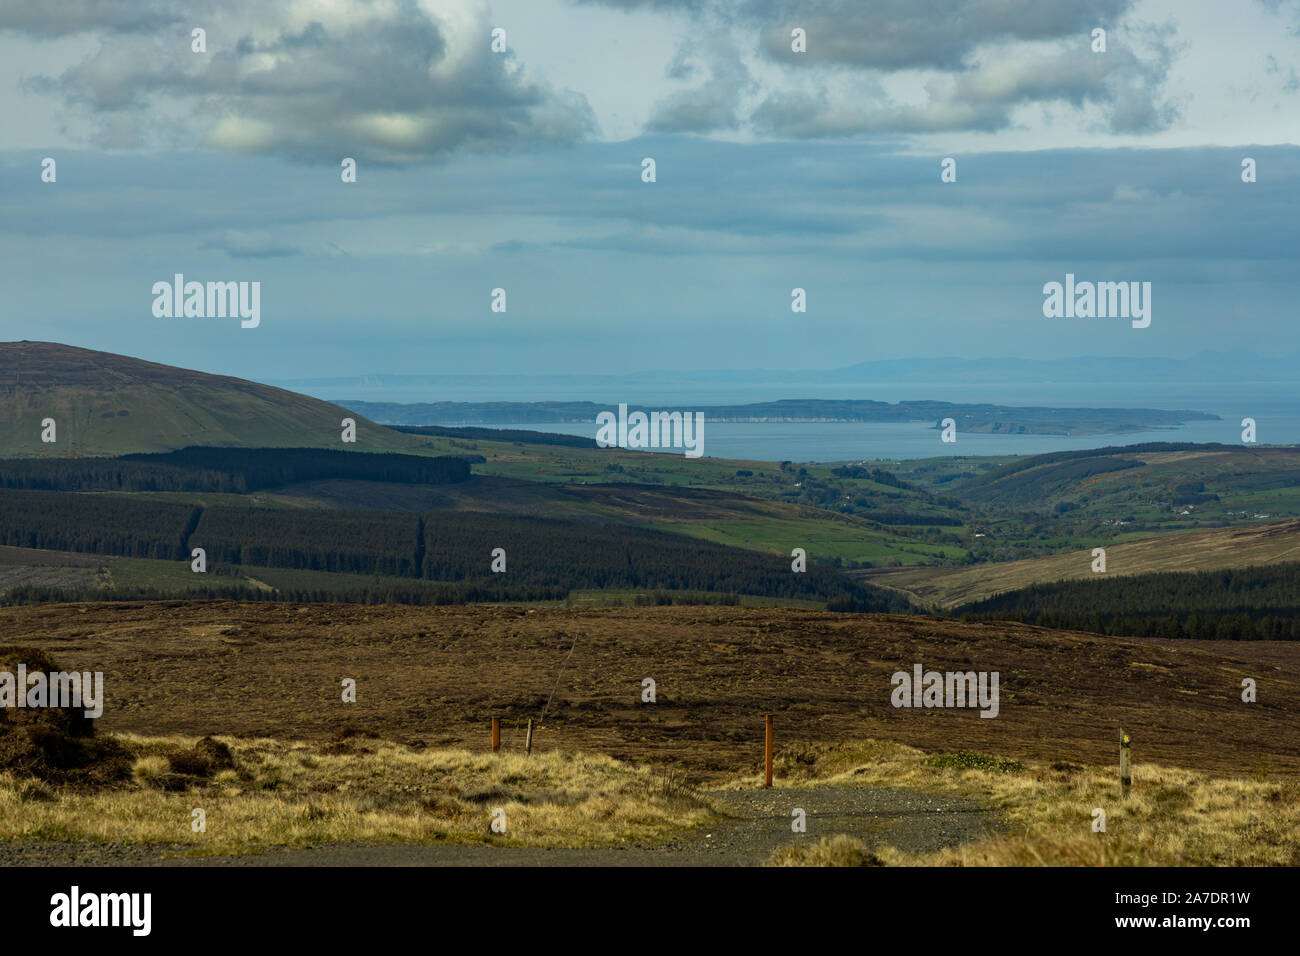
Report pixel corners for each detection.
[0,733,714,855]
[5,728,1293,865]
[763,740,1300,866]
[770,834,884,867]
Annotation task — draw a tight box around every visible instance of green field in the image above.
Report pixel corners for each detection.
[661,517,967,567]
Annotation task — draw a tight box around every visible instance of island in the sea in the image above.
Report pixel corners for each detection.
[336,399,1220,437]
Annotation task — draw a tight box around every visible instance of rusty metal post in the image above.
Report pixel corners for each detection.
[764,714,774,788]
[491,716,500,752]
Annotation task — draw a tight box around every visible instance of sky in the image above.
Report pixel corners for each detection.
[1,0,1298,383]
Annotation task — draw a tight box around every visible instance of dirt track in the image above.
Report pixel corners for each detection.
[3,601,1297,778]
[0,785,998,867]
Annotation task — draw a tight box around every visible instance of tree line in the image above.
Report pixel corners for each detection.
[1,581,567,607]
[0,489,907,609]
[0,491,196,559]
[0,447,469,493]
[957,562,1300,640]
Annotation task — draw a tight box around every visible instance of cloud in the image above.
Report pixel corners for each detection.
[8,138,1293,268]
[0,0,182,37]
[1112,184,1157,202]
[1255,0,1300,35]
[577,0,1176,138]
[6,0,596,163]
[748,0,1130,70]
[576,0,1129,69]
[203,229,299,258]
[647,37,754,132]
[752,33,1177,138]
[571,0,709,10]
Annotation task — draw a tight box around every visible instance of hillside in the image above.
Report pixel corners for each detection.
[860,519,1300,608]
[957,561,1300,640]
[936,443,1300,517]
[0,341,428,456]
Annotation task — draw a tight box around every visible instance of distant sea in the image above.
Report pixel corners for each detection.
[323,381,1300,463]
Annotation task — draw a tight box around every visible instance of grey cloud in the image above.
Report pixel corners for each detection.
[753,30,1178,136]
[10,0,595,163]
[571,0,709,10]
[749,0,1131,70]
[574,0,1133,69]
[0,0,180,36]
[3,139,1297,271]
[665,44,698,80]
[579,0,1172,137]
[648,38,754,132]
[750,84,1018,137]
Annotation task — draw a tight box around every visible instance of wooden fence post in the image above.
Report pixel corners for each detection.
[525,718,534,756]
[491,716,500,753]
[1120,730,1131,797]
[764,714,774,788]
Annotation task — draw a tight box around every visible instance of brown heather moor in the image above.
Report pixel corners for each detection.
[2,600,1295,778]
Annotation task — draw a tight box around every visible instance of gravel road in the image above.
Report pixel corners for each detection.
[0,785,998,867]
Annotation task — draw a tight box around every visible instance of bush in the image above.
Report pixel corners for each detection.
[925,752,1024,774]
[167,736,236,777]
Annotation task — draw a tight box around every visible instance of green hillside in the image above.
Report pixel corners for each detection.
[931,443,1300,519]
[0,341,429,456]
[0,342,977,572]
[857,519,1300,609]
